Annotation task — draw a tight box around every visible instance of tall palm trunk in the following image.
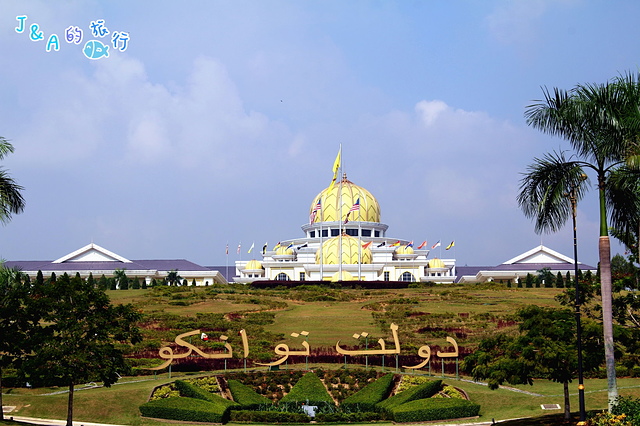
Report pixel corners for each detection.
[598,182,617,410]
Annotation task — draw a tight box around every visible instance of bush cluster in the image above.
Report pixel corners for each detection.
[280,372,334,405]
[341,373,394,411]
[377,379,443,413]
[139,396,237,423]
[227,378,272,409]
[391,397,481,422]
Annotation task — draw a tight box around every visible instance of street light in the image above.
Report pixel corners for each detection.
[568,177,587,423]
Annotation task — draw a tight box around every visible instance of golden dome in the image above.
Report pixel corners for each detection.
[396,245,415,255]
[309,174,381,224]
[276,245,294,256]
[244,260,263,270]
[428,258,445,268]
[315,234,372,264]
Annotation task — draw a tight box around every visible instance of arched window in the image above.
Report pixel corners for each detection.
[276,273,290,281]
[400,272,416,282]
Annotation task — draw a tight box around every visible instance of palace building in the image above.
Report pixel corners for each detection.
[234,173,457,284]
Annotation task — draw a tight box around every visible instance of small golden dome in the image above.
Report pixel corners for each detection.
[428,258,445,268]
[396,245,415,255]
[309,174,381,224]
[315,234,372,264]
[244,259,263,270]
[276,245,294,256]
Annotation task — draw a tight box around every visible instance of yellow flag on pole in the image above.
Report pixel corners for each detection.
[328,147,341,191]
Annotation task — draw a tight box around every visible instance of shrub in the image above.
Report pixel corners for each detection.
[227,379,272,409]
[230,410,310,423]
[395,374,432,393]
[280,372,334,406]
[315,412,382,422]
[391,397,480,422]
[139,396,235,423]
[184,376,219,393]
[612,396,640,424]
[376,379,442,413]
[341,373,394,412]
[174,380,222,402]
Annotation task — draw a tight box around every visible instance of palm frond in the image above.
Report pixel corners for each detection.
[517,151,588,234]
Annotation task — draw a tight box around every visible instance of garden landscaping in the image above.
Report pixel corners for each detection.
[140,370,480,423]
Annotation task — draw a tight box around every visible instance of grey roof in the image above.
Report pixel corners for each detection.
[4,259,212,273]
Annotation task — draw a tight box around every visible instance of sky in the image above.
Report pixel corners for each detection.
[1,0,638,269]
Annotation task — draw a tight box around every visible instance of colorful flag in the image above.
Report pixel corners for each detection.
[406,241,414,248]
[377,241,386,247]
[362,241,372,249]
[310,198,322,224]
[344,198,360,224]
[431,240,441,249]
[262,242,268,254]
[273,242,281,250]
[297,243,308,249]
[248,242,255,253]
[225,243,229,255]
[417,241,427,249]
[446,241,455,250]
[201,332,209,341]
[328,147,341,191]
[390,241,401,247]
[286,242,294,250]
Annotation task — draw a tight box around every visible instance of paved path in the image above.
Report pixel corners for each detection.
[7,416,126,426]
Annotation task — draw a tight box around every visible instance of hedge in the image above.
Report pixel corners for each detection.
[227,379,273,409]
[390,397,481,422]
[139,396,236,423]
[376,379,442,413]
[230,410,310,423]
[315,412,382,422]
[280,372,334,405]
[341,373,395,412]
[174,379,223,402]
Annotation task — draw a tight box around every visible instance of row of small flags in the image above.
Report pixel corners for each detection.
[226,239,455,255]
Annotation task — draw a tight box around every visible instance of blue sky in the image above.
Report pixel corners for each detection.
[1,0,638,268]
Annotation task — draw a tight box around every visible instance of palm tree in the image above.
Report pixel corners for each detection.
[0,137,25,224]
[518,73,640,409]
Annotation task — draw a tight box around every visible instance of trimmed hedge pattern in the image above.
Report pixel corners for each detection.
[280,372,334,405]
[227,379,273,409]
[230,410,310,423]
[391,397,481,422]
[377,379,442,412]
[341,373,394,412]
[174,379,221,402]
[139,396,235,423]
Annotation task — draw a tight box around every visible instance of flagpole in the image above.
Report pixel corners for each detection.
[225,242,229,283]
[358,220,362,280]
[320,199,324,281]
[338,145,343,280]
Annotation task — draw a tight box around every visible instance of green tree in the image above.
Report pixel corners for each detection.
[113,268,128,290]
[166,269,181,286]
[556,272,565,288]
[27,272,141,426]
[525,273,533,288]
[0,264,35,420]
[0,138,25,225]
[518,74,640,407]
[462,305,602,420]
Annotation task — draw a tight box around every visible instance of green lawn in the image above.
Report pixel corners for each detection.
[1,284,631,425]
